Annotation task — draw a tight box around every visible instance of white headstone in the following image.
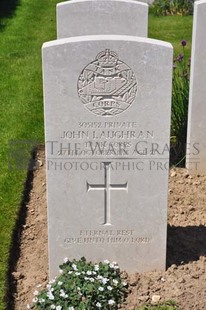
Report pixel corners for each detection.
[57,0,148,38]
[186,0,206,173]
[42,35,173,278]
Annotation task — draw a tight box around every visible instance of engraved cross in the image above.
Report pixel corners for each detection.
[87,162,128,226]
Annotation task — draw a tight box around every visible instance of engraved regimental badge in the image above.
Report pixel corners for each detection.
[77,49,137,117]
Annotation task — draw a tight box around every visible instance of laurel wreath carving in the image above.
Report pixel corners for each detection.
[77,50,137,116]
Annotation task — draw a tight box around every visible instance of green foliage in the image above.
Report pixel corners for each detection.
[149,15,192,166]
[30,258,127,310]
[0,1,59,309]
[170,40,190,165]
[151,0,194,16]
[137,300,179,309]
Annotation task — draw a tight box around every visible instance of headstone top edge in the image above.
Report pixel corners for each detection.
[57,0,148,8]
[195,0,206,5]
[42,35,173,50]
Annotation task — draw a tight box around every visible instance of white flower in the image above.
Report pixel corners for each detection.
[26,305,30,309]
[94,264,99,271]
[122,281,127,286]
[102,277,109,285]
[97,275,103,280]
[32,297,38,303]
[56,306,62,310]
[103,259,110,264]
[75,272,81,276]
[64,257,69,263]
[98,286,104,291]
[68,307,75,310]
[59,269,63,274]
[58,281,63,286]
[107,286,113,291]
[36,284,42,288]
[92,271,97,275]
[96,302,102,308]
[39,298,45,304]
[50,305,55,309]
[72,263,77,271]
[90,278,95,282]
[86,270,92,275]
[112,279,118,285]
[110,262,119,269]
[47,284,54,291]
[108,299,115,305]
[33,290,39,296]
[60,289,65,297]
[50,278,56,284]
[47,291,54,300]
[59,289,68,298]
[68,270,73,274]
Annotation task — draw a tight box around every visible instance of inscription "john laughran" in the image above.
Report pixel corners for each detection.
[61,130,154,140]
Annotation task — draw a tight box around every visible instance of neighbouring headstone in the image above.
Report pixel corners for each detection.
[57,0,148,38]
[186,0,206,174]
[42,35,173,278]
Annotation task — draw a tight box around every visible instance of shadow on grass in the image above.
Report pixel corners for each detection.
[5,146,39,310]
[167,225,206,267]
[0,0,19,18]
[0,0,20,31]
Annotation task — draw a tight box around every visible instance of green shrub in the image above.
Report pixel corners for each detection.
[29,257,127,310]
[151,0,194,16]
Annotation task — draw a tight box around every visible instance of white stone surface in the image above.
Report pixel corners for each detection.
[57,0,148,38]
[186,0,206,173]
[42,35,173,278]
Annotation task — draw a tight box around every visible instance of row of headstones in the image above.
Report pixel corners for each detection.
[42,0,205,278]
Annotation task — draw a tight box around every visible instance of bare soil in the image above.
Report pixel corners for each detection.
[10,148,206,310]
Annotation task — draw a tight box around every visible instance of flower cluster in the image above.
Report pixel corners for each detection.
[29,257,127,309]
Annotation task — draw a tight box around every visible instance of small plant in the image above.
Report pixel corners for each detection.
[170,39,190,166]
[29,257,127,310]
[136,300,179,309]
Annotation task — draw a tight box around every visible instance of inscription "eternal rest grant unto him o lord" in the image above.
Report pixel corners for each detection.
[64,229,150,244]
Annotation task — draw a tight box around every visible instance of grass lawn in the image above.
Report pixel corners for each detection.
[0,2,192,309]
[0,1,59,309]
[149,14,192,58]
